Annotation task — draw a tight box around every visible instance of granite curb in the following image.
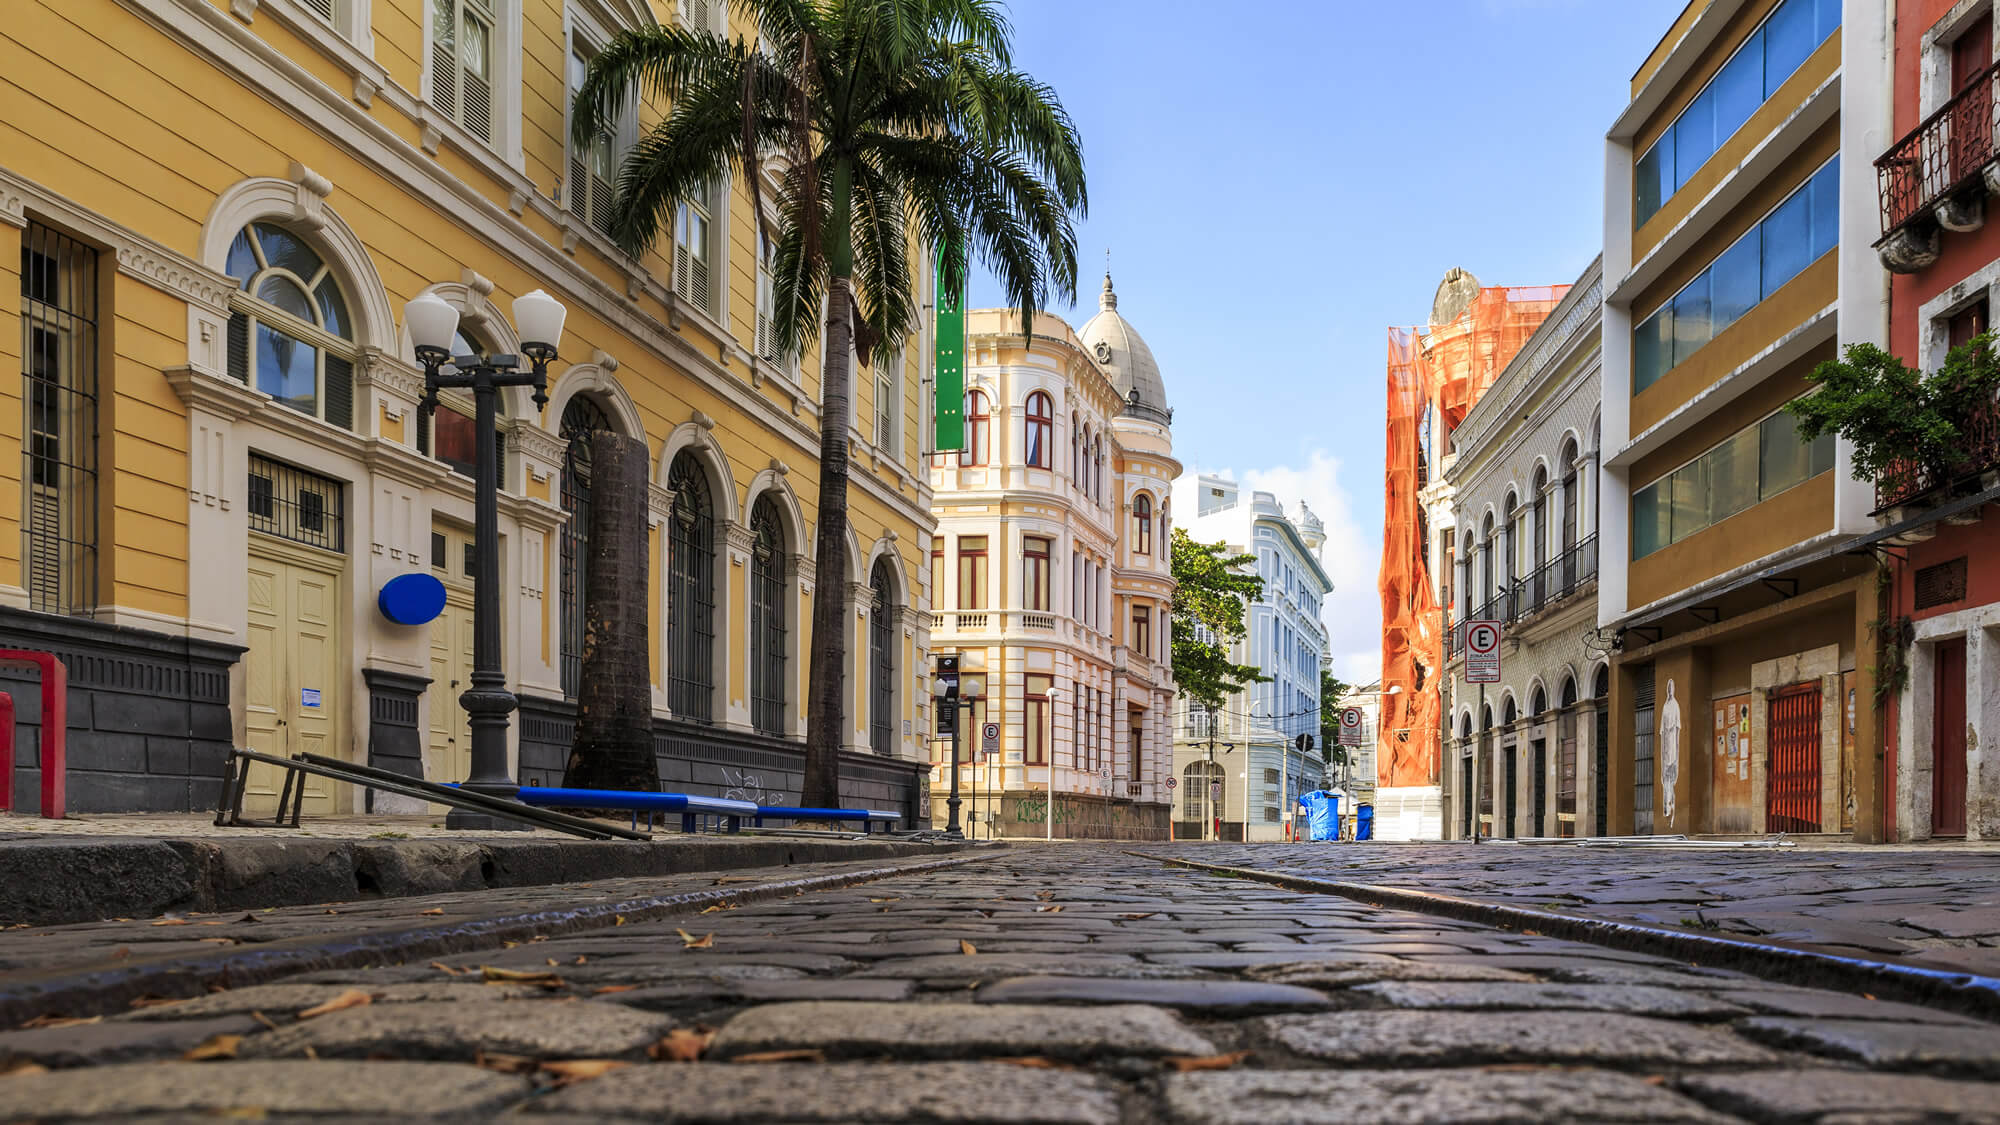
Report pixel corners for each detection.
[0,834,976,926]
[1136,851,2000,1023]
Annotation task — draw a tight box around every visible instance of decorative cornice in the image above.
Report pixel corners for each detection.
[649,482,675,519]
[512,425,566,467]
[116,244,234,313]
[356,347,427,403]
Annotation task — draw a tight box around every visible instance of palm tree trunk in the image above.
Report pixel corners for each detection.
[802,272,854,809]
[565,431,659,794]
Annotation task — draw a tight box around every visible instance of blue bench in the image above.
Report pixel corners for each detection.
[513,787,758,833]
[750,806,902,834]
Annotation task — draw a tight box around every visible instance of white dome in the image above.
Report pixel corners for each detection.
[1076,274,1169,422]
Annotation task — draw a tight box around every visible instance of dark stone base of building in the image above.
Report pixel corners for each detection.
[0,607,243,814]
[519,695,932,828]
[955,791,1169,841]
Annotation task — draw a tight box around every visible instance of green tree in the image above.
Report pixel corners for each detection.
[1786,335,2000,501]
[1168,528,1267,716]
[1318,668,1351,767]
[572,0,1086,807]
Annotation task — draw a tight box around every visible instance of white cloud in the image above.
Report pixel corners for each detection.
[1172,449,1382,689]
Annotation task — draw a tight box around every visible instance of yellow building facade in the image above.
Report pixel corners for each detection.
[0,0,935,815]
[927,280,1179,841]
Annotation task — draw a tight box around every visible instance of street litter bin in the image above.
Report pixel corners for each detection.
[1355,803,1374,841]
[1296,790,1340,842]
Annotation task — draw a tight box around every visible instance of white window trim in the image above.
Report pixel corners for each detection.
[232,0,375,62]
[1918,253,2000,371]
[1920,0,1996,119]
[421,0,525,170]
[564,5,638,236]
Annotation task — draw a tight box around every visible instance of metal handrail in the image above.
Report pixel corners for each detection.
[1876,61,1998,237]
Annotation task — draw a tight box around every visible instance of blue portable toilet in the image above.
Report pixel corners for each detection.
[1296,790,1340,841]
[1355,803,1374,841]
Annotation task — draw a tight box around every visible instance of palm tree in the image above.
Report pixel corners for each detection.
[572,0,1086,809]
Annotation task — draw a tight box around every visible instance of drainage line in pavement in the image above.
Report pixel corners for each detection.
[1135,852,2000,1024]
[0,851,1000,1027]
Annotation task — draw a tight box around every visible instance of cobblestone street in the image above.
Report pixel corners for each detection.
[0,844,1997,1121]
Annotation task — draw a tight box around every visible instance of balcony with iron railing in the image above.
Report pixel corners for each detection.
[1873,398,2000,512]
[1876,61,1998,271]
[1444,535,1599,658]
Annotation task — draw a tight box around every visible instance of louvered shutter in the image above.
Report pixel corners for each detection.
[227,312,250,384]
[690,253,710,311]
[430,1,457,123]
[684,0,709,32]
[302,0,335,22]
[26,485,62,611]
[461,63,491,142]
[324,353,354,431]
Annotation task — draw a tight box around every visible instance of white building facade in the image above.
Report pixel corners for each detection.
[1172,477,1332,841]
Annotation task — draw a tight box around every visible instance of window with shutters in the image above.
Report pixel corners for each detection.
[755,230,783,364]
[666,452,717,722]
[223,222,357,429]
[749,496,788,736]
[869,559,897,754]
[565,36,621,237]
[430,0,497,145]
[680,0,714,33]
[20,223,99,616]
[416,326,508,484]
[875,348,899,453]
[673,181,717,313]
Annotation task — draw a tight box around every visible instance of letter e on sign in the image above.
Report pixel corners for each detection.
[1465,621,1502,684]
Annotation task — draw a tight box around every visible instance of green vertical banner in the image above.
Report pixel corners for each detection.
[933,244,966,452]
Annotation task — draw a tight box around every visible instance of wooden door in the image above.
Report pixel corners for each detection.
[1768,682,1822,833]
[1934,638,1968,836]
[242,546,345,817]
[1711,693,1753,833]
[1951,16,1995,184]
[426,597,476,795]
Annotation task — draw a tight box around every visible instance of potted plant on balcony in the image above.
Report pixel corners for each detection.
[1786,333,2000,514]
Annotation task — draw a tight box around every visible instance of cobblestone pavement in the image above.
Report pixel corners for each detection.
[1,845,1997,1122]
[1152,843,2000,978]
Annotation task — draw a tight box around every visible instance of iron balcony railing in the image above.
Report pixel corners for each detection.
[1513,535,1599,623]
[1877,61,1997,238]
[1874,398,2000,511]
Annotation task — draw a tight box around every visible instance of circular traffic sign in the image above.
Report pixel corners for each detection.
[1466,622,1502,655]
[1166,777,1177,789]
[1339,707,1362,731]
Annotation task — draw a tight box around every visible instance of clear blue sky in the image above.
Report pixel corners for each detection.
[966,0,1689,683]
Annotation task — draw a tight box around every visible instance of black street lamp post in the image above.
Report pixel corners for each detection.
[405,290,566,831]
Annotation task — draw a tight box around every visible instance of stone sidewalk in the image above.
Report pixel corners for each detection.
[0,846,1995,1121]
[1154,841,2000,978]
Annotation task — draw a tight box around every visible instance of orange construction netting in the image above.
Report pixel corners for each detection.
[1378,283,1569,791]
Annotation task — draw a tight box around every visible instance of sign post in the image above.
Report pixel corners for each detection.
[1339,707,1363,746]
[1463,621,1502,844]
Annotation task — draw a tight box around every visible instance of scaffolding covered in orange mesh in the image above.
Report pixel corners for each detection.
[1378,279,1569,792]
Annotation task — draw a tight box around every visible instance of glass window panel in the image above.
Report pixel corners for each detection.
[255,276,315,322]
[1674,88,1718,190]
[226,229,258,286]
[1763,0,1816,97]
[1634,305,1673,393]
[1810,158,1840,259]
[435,407,477,475]
[1759,411,1814,498]
[1712,30,1764,144]
[1668,462,1706,544]
[1760,186,1813,297]
[253,224,323,283]
[1710,230,1762,336]
[1707,427,1760,525]
[1632,483,1667,558]
[255,324,319,414]
[462,11,490,78]
[315,278,349,339]
[1808,426,1835,478]
[432,0,454,56]
[1636,138,1670,227]
[1672,272,1713,367]
[1816,0,1842,40]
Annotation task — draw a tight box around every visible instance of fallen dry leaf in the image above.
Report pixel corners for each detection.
[991,1056,1070,1069]
[958,940,978,955]
[699,902,739,915]
[727,1049,825,1064]
[198,938,237,945]
[546,958,561,968]
[480,967,565,988]
[614,915,628,927]
[183,1033,243,1061]
[1035,890,1055,901]
[1034,904,1064,913]
[419,908,445,916]
[592,985,639,995]
[676,929,715,949]
[1164,1051,1252,1073]
[250,1011,279,1031]
[150,918,192,927]
[1641,1075,1667,1086]
[297,989,372,1020]
[1119,913,1157,921]
[20,1015,99,1030]
[976,909,996,918]
[869,897,900,904]
[127,996,188,1010]
[573,955,589,965]
[1863,993,1878,1001]
[233,913,260,924]
[0,1059,49,1078]
[503,941,521,949]
[648,1026,716,1062]
[473,1051,540,1075]
[539,1059,629,1086]
[429,962,466,977]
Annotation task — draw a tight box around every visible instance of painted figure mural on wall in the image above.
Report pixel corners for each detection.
[1660,679,1682,826]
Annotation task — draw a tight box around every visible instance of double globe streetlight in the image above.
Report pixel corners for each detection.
[404,288,566,830]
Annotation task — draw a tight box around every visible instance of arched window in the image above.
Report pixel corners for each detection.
[870,559,897,754]
[959,390,990,467]
[418,326,508,484]
[1025,391,1052,468]
[1093,435,1104,502]
[1502,696,1517,726]
[749,495,788,735]
[1531,465,1549,577]
[558,395,614,698]
[1460,713,1473,743]
[1070,413,1080,484]
[1561,437,1580,551]
[1183,760,1224,824]
[1560,675,1577,708]
[1478,512,1495,608]
[666,452,716,723]
[1481,703,1493,731]
[1134,493,1153,554]
[224,222,356,427]
[1501,490,1518,595]
[1531,686,1547,717]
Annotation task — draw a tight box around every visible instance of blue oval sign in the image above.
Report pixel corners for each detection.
[378,572,447,626]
